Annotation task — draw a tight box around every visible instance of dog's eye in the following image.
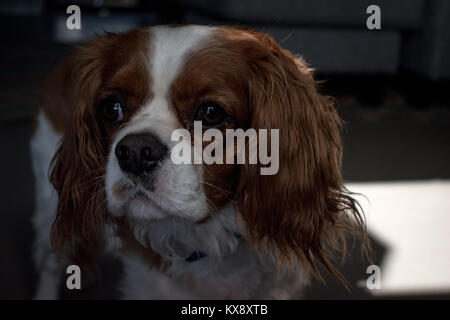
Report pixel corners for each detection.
[100,98,124,124]
[194,102,228,127]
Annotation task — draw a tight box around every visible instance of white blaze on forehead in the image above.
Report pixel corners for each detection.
[149,25,214,100]
[124,25,215,144]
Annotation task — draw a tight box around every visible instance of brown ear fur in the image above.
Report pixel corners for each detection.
[48,29,150,271]
[48,40,109,269]
[236,33,368,284]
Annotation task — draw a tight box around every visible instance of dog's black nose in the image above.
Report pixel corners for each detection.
[115,133,167,176]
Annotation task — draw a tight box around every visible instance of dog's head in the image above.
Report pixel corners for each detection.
[49,25,366,281]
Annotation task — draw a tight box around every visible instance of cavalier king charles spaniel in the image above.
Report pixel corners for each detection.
[31,25,367,299]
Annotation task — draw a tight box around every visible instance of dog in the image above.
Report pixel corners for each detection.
[31,25,366,299]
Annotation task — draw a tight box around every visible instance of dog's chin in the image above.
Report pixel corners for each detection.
[105,178,165,220]
[126,191,168,220]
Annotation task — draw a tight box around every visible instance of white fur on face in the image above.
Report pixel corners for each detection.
[105,26,214,222]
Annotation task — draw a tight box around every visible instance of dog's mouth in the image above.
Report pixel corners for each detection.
[128,182,164,207]
[108,158,210,222]
[126,170,157,192]
[109,175,167,218]
[131,190,150,202]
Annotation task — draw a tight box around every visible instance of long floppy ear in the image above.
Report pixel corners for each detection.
[236,33,368,283]
[48,42,108,269]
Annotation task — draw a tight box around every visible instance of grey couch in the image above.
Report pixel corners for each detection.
[179,0,450,79]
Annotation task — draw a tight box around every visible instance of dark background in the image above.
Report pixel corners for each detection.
[0,0,449,299]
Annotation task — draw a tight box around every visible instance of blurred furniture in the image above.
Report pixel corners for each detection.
[5,0,448,78]
[179,0,450,79]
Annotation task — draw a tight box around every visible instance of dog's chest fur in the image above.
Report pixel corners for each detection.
[112,208,305,299]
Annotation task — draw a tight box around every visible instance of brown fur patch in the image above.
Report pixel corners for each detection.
[171,26,369,284]
[112,182,127,200]
[48,28,153,269]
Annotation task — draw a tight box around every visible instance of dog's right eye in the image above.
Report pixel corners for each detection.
[100,98,124,124]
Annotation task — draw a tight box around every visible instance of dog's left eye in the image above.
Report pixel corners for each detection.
[100,98,124,124]
[194,102,229,127]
